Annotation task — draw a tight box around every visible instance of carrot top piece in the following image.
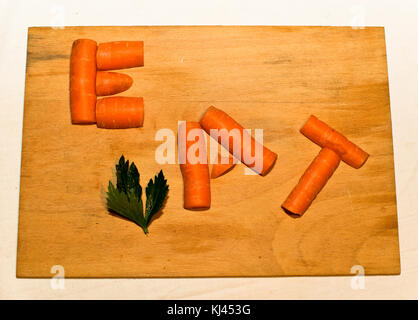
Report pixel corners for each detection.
[96,41,144,71]
[70,39,97,124]
[282,147,341,216]
[96,71,133,96]
[300,115,369,169]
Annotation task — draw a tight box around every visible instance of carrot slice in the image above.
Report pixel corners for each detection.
[179,122,211,210]
[96,41,144,70]
[211,153,236,179]
[282,148,341,216]
[70,39,97,124]
[300,115,369,169]
[199,106,277,176]
[96,97,144,129]
[96,71,133,96]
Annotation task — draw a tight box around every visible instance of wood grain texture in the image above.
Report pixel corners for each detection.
[17,26,400,277]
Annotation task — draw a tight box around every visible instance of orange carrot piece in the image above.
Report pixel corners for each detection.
[211,153,236,179]
[200,106,277,176]
[96,97,144,129]
[179,122,211,210]
[70,39,97,124]
[300,115,369,169]
[96,41,144,71]
[96,71,133,96]
[282,148,341,216]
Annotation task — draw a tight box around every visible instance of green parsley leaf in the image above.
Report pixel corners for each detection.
[106,155,169,234]
[145,170,169,225]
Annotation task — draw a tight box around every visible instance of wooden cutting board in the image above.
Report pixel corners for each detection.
[17,26,400,277]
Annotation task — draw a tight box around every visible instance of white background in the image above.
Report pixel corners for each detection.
[0,0,417,299]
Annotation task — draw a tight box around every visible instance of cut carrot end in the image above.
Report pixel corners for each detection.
[71,119,96,125]
[281,205,304,218]
[260,152,278,176]
[184,204,211,211]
